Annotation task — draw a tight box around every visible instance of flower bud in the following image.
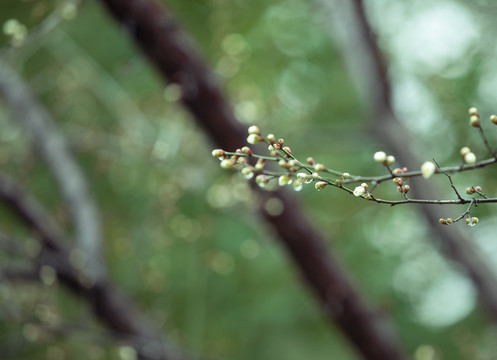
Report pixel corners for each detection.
[312,172,319,179]
[421,161,436,179]
[392,168,402,175]
[278,159,288,168]
[403,185,410,193]
[466,187,475,195]
[297,173,308,181]
[288,160,297,167]
[315,181,327,191]
[278,175,291,186]
[491,115,497,125]
[248,125,260,135]
[266,133,276,143]
[361,183,368,190]
[464,152,476,164]
[470,115,480,127]
[241,146,252,155]
[241,167,254,179]
[468,107,479,116]
[307,157,314,165]
[314,163,325,172]
[393,177,403,186]
[460,147,471,156]
[475,186,482,192]
[247,134,259,144]
[268,144,274,151]
[255,175,269,188]
[212,149,226,159]
[220,159,233,169]
[386,155,395,166]
[255,159,265,171]
[353,185,366,197]
[283,146,292,154]
[373,151,387,163]
[439,218,447,225]
[293,180,303,192]
[342,172,351,179]
[446,218,453,224]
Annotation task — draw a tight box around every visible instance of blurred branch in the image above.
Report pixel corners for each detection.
[100,0,405,358]
[0,172,182,360]
[323,0,497,321]
[0,58,105,281]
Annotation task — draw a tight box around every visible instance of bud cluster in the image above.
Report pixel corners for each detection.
[212,106,497,227]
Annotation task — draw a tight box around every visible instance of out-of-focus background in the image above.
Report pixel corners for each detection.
[2,0,497,359]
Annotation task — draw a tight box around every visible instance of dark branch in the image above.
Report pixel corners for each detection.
[99,0,405,358]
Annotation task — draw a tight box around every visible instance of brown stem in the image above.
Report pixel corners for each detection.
[99,0,405,358]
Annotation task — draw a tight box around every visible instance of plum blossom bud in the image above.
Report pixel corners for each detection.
[475,186,482,192]
[247,134,259,144]
[403,185,410,193]
[212,149,226,159]
[446,218,453,224]
[314,163,325,172]
[278,138,285,145]
[466,187,475,195]
[266,134,276,143]
[470,115,480,127]
[297,173,308,181]
[241,167,254,179]
[464,152,476,164]
[283,146,292,154]
[439,218,447,225]
[288,160,297,167]
[220,159,233,169]
[374,151,387,163]
[421,161,436,179]
[392,168,402,175]
[241,146,252,155]
[307,157,314,165]
[393,177,403,186]
[268,144,274,151]
[468,107,479,116]
[238,157,247,165]
[315,181,327,191]
[460,147,471,156]
[255,159,265,171]
[353,185,366,197]
[491,115,497,125]
[361,183,368,190]
[386,155,395,166]
[466,217,479,226]
[293,180,303,192]
[255,175,269,188]
[278,175,291,186]
[278,159,288,168]
[312,172,319,179]
[248,125,260,135]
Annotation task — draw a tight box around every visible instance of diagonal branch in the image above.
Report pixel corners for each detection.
[328,0,497,323]
[0,172,182,360]
[0,58,105,281]
[100,0,405,358]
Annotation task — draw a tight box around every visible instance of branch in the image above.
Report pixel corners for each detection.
[0,172,182,360]
[336,0,497,323]
[0,57,105,281]
[99,1,405,358]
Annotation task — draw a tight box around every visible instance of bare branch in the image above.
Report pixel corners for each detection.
[324,0,497,323]
[0,172,182,360]
[99,1,406,358]
[0,58,105,281]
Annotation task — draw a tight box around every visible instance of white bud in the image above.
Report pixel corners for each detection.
[373,151,387,163]
[353,186,366,197]
[421,161,436,179]
[464,152,476,164]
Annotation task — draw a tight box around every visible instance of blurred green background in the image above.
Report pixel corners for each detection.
[2,0,497,359]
